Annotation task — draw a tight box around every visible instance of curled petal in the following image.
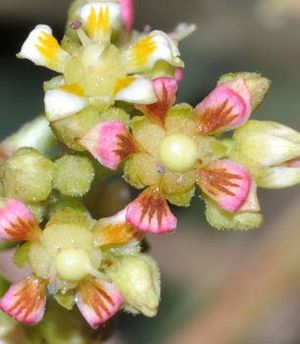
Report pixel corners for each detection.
[114,76,157,104]
[195,77,252,135]
[136,77,178,127]
[197,160,251,213]
[92,208,144,246]
[120,0,135,32]
[79,2,121,41]
[0,275,47,325]
[0,199,41,242]
[76,278,124,329]
[126,187,177,234]
[44,83,87,122]
[79,121,139,170]
[17,25,69,73]
[125,30,183,74]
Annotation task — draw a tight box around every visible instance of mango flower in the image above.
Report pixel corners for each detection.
[17,1,183,123]
[79,75,263,233]
[0,198,161,328]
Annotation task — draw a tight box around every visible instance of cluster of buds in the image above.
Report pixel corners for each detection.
[0,0,299,336]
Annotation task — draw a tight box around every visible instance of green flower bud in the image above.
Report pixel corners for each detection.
[218,72,271,111]
[232,120,300,168]
[4,148,54,202]
[107,254,161,317]
[54,155,95,197]
[205,198,263,231]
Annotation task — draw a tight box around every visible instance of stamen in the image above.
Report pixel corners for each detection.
[76,28,91,46]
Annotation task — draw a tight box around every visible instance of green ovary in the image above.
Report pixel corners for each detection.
[64,43,126,101]
[159,134,198,173]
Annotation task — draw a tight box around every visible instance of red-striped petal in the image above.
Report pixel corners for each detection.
[136,77,178,127]
[0,275,47,325]
[195,77,251,135]
[0,199,41,242]
[197,160,251,213]
[76,278,124,329]
[79,121,138,170]
[126,186,177,234]
[120,0,135,32]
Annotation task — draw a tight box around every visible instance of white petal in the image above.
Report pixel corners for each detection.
[17,25,69,73]
[115,76,157,104]
[44,85,88,121]
[79,2,122,40]
[125,30,184,74]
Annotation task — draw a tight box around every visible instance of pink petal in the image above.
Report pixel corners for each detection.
[136,77,178,127]
[76,278,124,329]
[195,77,252,135]
[126,187,177,234]
[0,199,41,242]
[175,68,184,82]
[197,160,251,213]
[120,0,135,32]
[0,275,47,325]
[78,121,138,170]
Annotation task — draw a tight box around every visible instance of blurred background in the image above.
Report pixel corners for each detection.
[1,0,300,343]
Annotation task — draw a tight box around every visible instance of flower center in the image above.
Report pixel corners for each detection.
[159,134,198,172]
[64,43,126,106]
[55,248,93,282]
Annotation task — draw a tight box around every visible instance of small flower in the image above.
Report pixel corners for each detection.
[80,76,260,233]
[0,200,157,328]
[18,2,183,123]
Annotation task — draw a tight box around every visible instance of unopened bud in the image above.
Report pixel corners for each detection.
[232,120,300,167]
[4,148,54,202]
[107,254,160,317]
[54,155,95,197]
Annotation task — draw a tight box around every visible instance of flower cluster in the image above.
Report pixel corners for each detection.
[0,0,299,335]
